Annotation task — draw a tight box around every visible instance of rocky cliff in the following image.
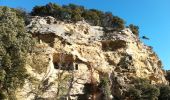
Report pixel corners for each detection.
[15,16,168,100]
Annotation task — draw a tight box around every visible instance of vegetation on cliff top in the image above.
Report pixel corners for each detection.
[30,3,139,34]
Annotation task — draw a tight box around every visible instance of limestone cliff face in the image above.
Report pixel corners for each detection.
[15,16,168,100]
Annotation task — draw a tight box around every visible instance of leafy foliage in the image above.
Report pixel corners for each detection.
[158,85,170,100]
[31,3,125,31]
[112,16,125,31]
[99,76,112,100]
[166,70,170,82]
[128,24,139,36]
[0,7,35,99]
[128,87,141,100]
[127,78,160,100]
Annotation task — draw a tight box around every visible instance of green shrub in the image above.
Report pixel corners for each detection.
[127,78,160,100]
[63,4,84,22]
[142,85,160,100]
[99,76,112,100]
[128,24,139,36]
[112,16,125,31]
[158,85,170,100]
[166,70,170,82]
[82,10,101,25]
[128,87,141,100]
[0,91,6,100]
[102,12,113,27]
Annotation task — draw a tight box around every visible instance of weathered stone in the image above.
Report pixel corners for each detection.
[15,16,168,100]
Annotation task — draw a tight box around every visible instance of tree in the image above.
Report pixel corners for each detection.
[31,6,47,16]
[0,7,35,99]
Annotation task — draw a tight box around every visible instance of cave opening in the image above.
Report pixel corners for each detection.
[75,63,78,70]
[53,53,80,71]
[101,40,126,51]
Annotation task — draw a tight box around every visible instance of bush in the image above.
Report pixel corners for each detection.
[99,76,111,100]
[127,78,160,100]
[128,24,139,36]
[102,12,113,27]
[112,16,125,31]
[128,87,141,100]
[63,4,84,22]
[165,70,170,82]
[82,10,101,25]
[142,85,160,100]
[158,85,170,100]
[0,91,6,100]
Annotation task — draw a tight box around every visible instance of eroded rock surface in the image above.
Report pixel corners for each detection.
[16,16,168,100]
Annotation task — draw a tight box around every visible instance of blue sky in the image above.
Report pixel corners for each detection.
[0,0,170,70]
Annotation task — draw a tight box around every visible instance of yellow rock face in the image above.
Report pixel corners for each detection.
[15,16,168,100]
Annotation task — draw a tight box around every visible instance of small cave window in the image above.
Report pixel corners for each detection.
[67,62,74,70]
[75,64,78,70]
[53,61,75,70]
[64,32,71,36]
[54,62,59,69]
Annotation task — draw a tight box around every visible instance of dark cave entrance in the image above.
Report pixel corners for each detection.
[53,53,79,71]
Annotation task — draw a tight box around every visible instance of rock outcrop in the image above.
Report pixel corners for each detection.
[15,16,168,100]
